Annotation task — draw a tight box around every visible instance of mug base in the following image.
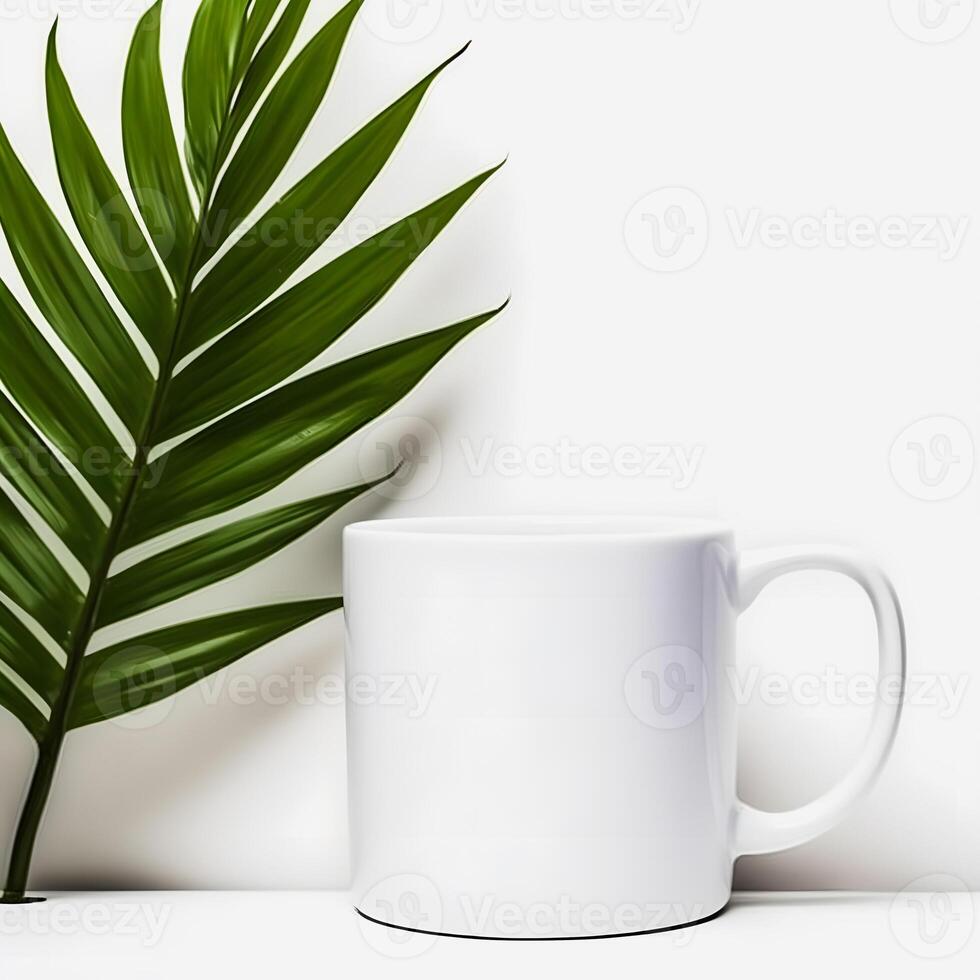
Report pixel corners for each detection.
[355,898,730,941]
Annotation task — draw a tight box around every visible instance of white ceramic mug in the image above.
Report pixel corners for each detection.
[344,516,905,940]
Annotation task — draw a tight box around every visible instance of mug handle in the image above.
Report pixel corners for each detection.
[732,546,906,856]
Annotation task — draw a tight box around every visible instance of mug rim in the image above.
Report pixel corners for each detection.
[344,514,732,542]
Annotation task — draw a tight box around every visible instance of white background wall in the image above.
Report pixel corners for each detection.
[0,0,976,892]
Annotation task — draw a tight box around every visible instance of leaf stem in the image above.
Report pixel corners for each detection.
[1,15,252,902]
[1,730,60,901]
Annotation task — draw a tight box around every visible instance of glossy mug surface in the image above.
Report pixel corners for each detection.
[344,517,904,939]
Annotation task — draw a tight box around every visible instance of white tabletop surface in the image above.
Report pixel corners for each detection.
[0,891,976,978]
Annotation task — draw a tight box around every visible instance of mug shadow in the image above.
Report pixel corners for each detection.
[730,891,886,909]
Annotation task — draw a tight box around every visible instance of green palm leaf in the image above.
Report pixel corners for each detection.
[46,23,175,361]
[0,280,125,513]
[233,1,313,133]
[70,600,341,729]
[122,1,197,289]
[204,0,361,254]
[0,603,60,707]
[98,481,381,627]
[182,44,466,355]
[182,0,251,201]
[0,0,505,904]
[0,392,102,568]
[0,493,84,649]
[235,0,282,80]
[0,123,151,437]
[160,166,503,440]
[0,671,46,744]
[127,308,500,545]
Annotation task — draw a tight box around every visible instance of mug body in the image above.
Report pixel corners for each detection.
[345,516,739,939]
